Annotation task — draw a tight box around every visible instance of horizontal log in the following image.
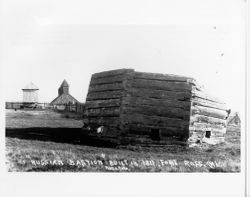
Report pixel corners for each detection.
[86,107,120,117]
[190,114,227,127]
[160,127,189,137]
[189,126,227,134]
[192,90,225,104]
[191,122,226,130]
[190,114,227,124]
[132,78,192,92]
[192,98,228,111]
[122,105,190,120]
[88,83,124,93]
[127,124,188,137]
[124,113,190,129]
[191,105,228,119]
[126,124,151,135]
[86,90,124,101]
[134,72,195,83]
[85,117,121,127]
[190,82,204,92]
[86,99,121,109]
[122,96,191,110]
[211,131,226,137]
[90,74,128,85]
[119,135,150,144]
[91,69,134,79]
[128,88,191,101]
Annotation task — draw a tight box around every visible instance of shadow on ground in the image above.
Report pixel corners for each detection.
[6,127,117,148]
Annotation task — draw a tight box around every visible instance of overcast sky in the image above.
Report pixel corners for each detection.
[1,0,246,112]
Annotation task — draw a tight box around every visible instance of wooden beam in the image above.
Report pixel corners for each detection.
[191,122,226,130]
[88,83,124,93]
[123,105,190,120]
[86,107,120,117]
[86,90,124,101]
[85,117,121,127]
[128,88,192,101]
[189,125,227,134]
[191,105,228,119]
[127,123,188,137]
[192,90,225,104]
[192,98,228,111]
[190,114,227,127]
[132,78,192,92]
[90,74,128,85]
[134,72,195,83]
[122,96,191,110]
[86,99,121,109]
[124,113,190,129]
[91,69,134,79]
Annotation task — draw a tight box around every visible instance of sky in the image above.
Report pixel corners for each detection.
[1,0,246,113]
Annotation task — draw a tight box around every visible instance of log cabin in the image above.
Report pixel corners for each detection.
[82,69,230,146]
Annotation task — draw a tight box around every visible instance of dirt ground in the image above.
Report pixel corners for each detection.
[5,109,241,172]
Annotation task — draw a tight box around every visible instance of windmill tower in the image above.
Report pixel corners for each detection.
[22,82,39,104]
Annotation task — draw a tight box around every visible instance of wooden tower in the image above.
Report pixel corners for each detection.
[22,82,39,103]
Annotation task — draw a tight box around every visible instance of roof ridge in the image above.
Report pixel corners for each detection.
[60,79,69,87]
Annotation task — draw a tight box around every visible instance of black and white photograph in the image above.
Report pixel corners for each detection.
[0,0,248,196]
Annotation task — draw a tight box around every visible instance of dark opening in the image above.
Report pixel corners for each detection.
[205,131,211,138]
[151,128,160,141]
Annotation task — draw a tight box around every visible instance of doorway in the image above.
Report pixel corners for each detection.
[205,131,211,138]
[151,128,160,141]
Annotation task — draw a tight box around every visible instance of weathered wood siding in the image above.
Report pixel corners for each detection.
[23,90,38,103]
[120,71,193,144]
[84,69,229,145]
[189,86,229,144]
[84,69,134,139]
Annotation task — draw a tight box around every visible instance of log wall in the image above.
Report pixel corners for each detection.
[189,85,229,144]
[84,69,134,138]
[120,71,193,144]
[84,69,229,145]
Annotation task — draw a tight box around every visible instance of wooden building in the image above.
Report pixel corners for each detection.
[227,112,241,127]
[50,80,79,110]
[83,69,230,145]
[22,82,39,104]
[5,102,23,109]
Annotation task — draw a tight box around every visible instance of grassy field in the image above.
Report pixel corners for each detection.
[5,109,241,172]
[6,109,83,128]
